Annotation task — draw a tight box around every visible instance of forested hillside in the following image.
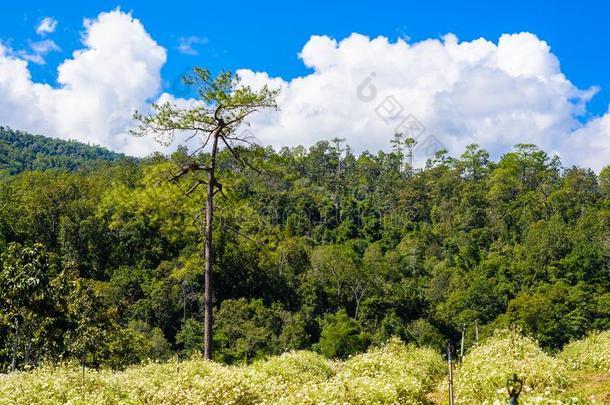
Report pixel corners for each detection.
[0,127,129,175]
[1,138,609,371]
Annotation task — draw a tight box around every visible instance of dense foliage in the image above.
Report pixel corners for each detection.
[1,331,608,404]
[0,135,609,371]
[0,127,128,175]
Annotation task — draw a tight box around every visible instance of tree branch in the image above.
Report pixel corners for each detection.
[169,163,211,183]
[185,180,208,196]
[220,136,261,174]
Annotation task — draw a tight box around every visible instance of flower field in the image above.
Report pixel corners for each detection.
[452,329,572,404]
[1,331,609,404]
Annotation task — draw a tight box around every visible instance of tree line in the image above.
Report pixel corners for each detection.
[0,126,129,176]
[1,133,609,370]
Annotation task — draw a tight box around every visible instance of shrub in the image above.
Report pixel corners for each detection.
[558,330,610,372]
[0,338,443,405]
[4,331,610,404]
[453,328,571,404]
[289,339,444,404]
[247,350,335,402]
[316,309,367,359]
[175,318,204,356]
[406,318,446,351]
[212,298,284,363]
[128,319,172,360]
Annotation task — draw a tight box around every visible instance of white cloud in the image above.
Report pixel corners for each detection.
[235,32,610,170]
[14,39,61,64]
[30,39,60,54]
[0,9,167,155]
[1,12,610,170]
[36,17,58,36]
[177,36,208,56]
[560,106,610,171]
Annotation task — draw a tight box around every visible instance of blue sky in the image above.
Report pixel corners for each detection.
[2,0,609,114]
[1,1,609,169]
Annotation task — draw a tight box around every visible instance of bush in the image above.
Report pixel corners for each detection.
[406,318,446,351]
[371,310,410,345]
[285,339,444,404]
[247,350,335,402]
[3,330,609,404]
[558,330,610,372]
[316,309,367,359]
[212,298,284,363]
[175,318,204,356]
[0,339,443,405]
[453,328,571,404]
[128,320,172,360]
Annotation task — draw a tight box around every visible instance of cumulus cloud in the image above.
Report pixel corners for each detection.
[0,9,167,155]
[36,17,58,36]
[1,11,610,170]
[560,107,610,171]
[177,36,209,55]
[236,32,610,169]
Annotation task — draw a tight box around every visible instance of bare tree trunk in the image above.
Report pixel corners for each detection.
[203,132,219,360]
[351,282,369,320]
[11,318,18,372]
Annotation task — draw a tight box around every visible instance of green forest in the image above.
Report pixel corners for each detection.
[1,128,609,371]
[0,127,128,176]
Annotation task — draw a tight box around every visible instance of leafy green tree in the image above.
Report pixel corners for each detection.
[406,319,446,351]
[316,309,367,359]
[0,243,55,370]
[128,320,172,360]
[63,276,151,369]
[500,282,595,349]
[176,318,204,357]
[212,298,285,363]
[371,309,409,345]
[599,166,610,197]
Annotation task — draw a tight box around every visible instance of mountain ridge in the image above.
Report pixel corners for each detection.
[0,126,131,175]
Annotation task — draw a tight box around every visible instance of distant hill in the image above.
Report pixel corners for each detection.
[0,127,131,175]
